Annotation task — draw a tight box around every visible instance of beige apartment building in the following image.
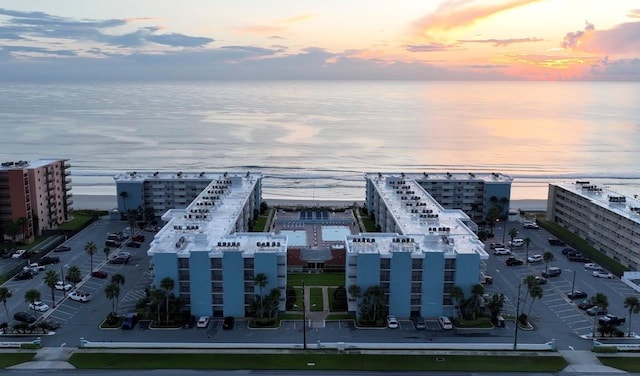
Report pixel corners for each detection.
[0,159,72,240]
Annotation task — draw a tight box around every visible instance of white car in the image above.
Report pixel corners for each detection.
[493,247,511,256]
[196,316,210,328]
[11,249,26,259]
[68,290,92,302]
[438,316,453,330]
[523,222,539,229]
[28,301,50,312]
[584,263,602,271]
[592,270,615,279]
[386,315,399,329]
[527,254,543,263]
[509,239,525,247]
[54,281,73,291]
[25,263,46,272]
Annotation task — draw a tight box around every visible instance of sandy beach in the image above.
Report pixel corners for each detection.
[72,194,547,212]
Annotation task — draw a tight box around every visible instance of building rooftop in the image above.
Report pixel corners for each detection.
[1,159,67,170]
[365,171,513,184]
[354,174,487,258]
[114,171,241,182]
[148,172,285,257]
[553,181,640,224]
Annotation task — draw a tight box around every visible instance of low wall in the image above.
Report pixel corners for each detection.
[594,340,640,352]
[621,272,640,293]
[79,338,556,351]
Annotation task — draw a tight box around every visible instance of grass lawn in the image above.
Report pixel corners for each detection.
[58,213,95,231]
[288,273,345,287]
[251,216,268,232]
[327,287,337,310]
[68,353,567,372]
[0,353,36,368]
[309,288,323,312]
[599,357,640,372]
[289,286,304,311]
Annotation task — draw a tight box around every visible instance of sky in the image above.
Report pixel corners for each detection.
[0,0,639,81]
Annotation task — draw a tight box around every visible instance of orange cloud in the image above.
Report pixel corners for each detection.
[628,9,640,19]
[234,13,314,35]
[124,17,162,23]
[412,0,543,39]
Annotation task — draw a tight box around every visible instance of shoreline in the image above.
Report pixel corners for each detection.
[71,194,548,212]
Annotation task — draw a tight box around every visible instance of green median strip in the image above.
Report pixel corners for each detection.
[599,357,640,372]
[68,353,567,372]
[0,353,37,368]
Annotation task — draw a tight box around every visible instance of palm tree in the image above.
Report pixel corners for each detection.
[84,241,98,272]
[624,296,640,337]
[24,289,42,319]
[470,283,485,320]
[508,228,519,245]
[450,285,465,319]
[348,284,361,301]
[119,191,129,212]
[160,277,175,323]
[527,283,544,316]
[524,237,532,262]
[43,270,59,308]
[66,265,82,289]
[111,273,126,313]
[103,246,111,259]
[592,292,609,337]
[16,216,28,241]
[104,283,120,314]
[4,220,18,243]
[0,287,12,321]
[543,251,554,273]
[254,273,268,318]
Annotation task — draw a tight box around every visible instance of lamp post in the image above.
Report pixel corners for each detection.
[302,281,307,350]
[513,283,521,350]
[565,269,576,300]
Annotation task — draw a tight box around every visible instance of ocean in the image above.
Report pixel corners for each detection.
[1,80,639,202]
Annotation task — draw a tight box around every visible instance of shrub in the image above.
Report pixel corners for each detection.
[593,346,618,353]
[518,313,528,326]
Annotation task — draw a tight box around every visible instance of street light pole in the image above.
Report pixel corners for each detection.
[513,283,521,350]
[302,281,307,350]
[570,270,576,298]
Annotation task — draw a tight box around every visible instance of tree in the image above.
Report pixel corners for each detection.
[0,287,12,321]
[624,296,640,337]
[254,273,268,318]
[24,289,42,319]
[361,285,385,322]
[499,197,509,217]
[16,216,28,241]
[44,270,59,308]
[524,237,532,262]
[522,275,537,309]
[450,286,465,319]
[487,293,505,321]
[543,251,554,273]
[160,277,175,324]
[470,284,485,320]
[127,210,137,236]
[4,220,18,243]
[348,284,361,301]
[104,283,120,314]
[508,228,519,244]
[103,246,111,259]
[84,241,98,272]
[119,191,129,212]
[527,284,544,316]
[66,266,82,288]
[111,273,126,313]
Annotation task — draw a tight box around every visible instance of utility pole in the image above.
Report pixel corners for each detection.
[513,283,521,350]
[302,281,307,350]
[570,270,576,299]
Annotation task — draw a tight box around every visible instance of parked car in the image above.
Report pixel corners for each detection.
[412,315,426,330]
[438,316,453,330]
[489,242,505,249]
[506,256,524,266]
[121,312,139,330]
[14,270,35,280]
[586,306,608,316]
[109,252,131,264]
[541,267,561,278]
[11,249,26,259]
[144,225,159,232]
[584,263,603,271]
[196,316,210,328]
[20,249,37,259]
[386,315,399,329]
[222,316,236,330]
[105,240,121,248]
[13,311,36,323]
[132,235,145,242]
[523,221,539,229]
[527,254,543,263]
[22,265,40,275]
[479,272,493,285]
[568,253,591,263]
[567,290,588,300]
[598,314,626,327]
[509,239,525,247]
[26,262,46,271]
[91,270,108,279]
[548,238,566,246]
[578,298,596,310]
[493,247,511,256]
[562,247,576,255]
[592,270,615,279]
[41,319,60,330]
[54,281,72,291]
[182,314,196,329]
[125,241,141,248]
[29,301,50,312]
[53,245,71,252]
[68,290,92,302]
[534,276,547,285]
[38,256,60,265]
[1,249,15,258]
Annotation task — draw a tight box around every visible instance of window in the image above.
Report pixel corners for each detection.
[211,258,222,269]
[380,258,390,269]
[244,258,254,269]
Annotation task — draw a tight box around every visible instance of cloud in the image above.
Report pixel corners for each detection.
[572,22,640,55]
[234,13,314,35]
[628,9,640,19]
[404,43,462,52]
[458,37,543,47]
[561,21,595,49]
[412,0,542,39]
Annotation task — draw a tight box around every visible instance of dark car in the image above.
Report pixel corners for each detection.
[91,270,108,279]
[21,249,37,259]
[1,248,16,258]
[412,315,426,330]
[562,247,576,255]
[105,240,121,248]
[548,238,566,246]
[506,256,524,266]
[41,319,61,330]
[222,316,235,330]
[125,241,141,248]
[121,313,139,330]
[38,256,60,265]
[109,255,130,264]
[13,311,36,323]
[15,270,35,280]
[567,290,588,300]
[568,253,591,263]
[182,314,196,329]
[578,298,596,310]
[132,235,145,242]
[53,245,71,252]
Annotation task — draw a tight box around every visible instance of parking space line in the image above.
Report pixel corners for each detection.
[555,308,576,314]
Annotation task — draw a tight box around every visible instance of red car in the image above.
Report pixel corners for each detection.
[132,235,145,242]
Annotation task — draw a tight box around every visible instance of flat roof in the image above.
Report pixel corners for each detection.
[354,174,487,258]
[148,173,286,257]
[114,171,258,182]
[365,171,513,183]
[1,159,67,170]
[553,181,640,224]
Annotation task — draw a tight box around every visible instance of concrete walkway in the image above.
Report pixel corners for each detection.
[304,285,330,328]
[559,350,627,373]
[8,346,75,370]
